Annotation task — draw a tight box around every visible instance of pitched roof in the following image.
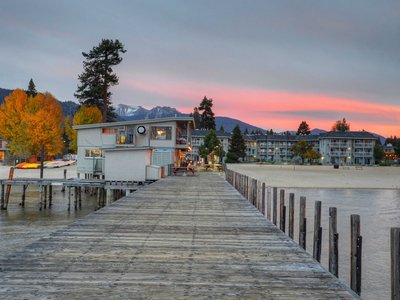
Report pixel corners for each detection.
[320,131,377,139]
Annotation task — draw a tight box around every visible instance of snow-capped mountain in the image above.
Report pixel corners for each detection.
[116,104,186,120]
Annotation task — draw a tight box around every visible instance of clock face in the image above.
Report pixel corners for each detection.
[137,126,146,134]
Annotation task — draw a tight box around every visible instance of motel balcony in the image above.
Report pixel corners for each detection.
[354,142,374,148]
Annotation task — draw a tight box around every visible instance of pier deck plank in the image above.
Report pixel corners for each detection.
[0,173,359,299]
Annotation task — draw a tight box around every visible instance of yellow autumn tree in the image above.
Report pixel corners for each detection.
[0,89,64,158]
[68,106,102,153]
[0,89,30,156]
[25,92,64,156]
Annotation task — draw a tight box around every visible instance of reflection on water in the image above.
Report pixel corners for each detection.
[0,185,98,257]
[282,188,400,300]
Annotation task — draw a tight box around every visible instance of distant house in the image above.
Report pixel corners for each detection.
[190,129,231,162]
[0,138,9,164]
[73,117,194,181]
[244,135,258,162]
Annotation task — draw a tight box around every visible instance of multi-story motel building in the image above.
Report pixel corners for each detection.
[318,131,377,165]
[250,131,377,165]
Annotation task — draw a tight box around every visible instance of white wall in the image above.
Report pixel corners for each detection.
[104,149,151,181]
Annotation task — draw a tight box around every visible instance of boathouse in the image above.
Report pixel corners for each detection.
[73,117,194,181]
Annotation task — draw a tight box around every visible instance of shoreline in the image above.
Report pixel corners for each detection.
[226,163,400,189]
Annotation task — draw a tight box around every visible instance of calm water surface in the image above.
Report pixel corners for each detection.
[281,188,400,300]
[0,185,98,257]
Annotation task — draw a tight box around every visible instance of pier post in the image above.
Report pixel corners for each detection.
[106,189,112,205]
[329,207,339,277]
[288,193,294,239]
[39,185,43,211]
[68,186,71,211]
[61,169,67,192]
[279,189,285,232]
[272,187,277,226]
[313,201,322,262]
[391,227,400,300]
[267,186,271,220]
[1,184,5,209]
[350,214,362,296]
[21,185,27,207]
[44,185,48,209]
[49,185,53,207]
[299,196,307,250]
[74,187,78,210]
[78,187,82,208]
[261,182,266,216]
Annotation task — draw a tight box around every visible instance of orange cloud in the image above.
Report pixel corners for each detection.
[121,76,400,137]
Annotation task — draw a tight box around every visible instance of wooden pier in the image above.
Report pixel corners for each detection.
[0,173,359,299]
[0,177,154,210]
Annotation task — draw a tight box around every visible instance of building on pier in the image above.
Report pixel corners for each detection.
[73,117,194,181]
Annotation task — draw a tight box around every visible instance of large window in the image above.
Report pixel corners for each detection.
[85,149,103,158]
[151,126,172,140]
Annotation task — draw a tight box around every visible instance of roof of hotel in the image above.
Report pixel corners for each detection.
[320,131,377,139]
[73,116,194,130]
[192,129,231,138]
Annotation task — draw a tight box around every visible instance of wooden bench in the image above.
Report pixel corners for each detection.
[173,167,196,176]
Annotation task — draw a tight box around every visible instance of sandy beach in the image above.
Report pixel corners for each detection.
[227,164,400,189]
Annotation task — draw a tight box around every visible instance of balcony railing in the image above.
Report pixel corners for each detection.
[176,136,188,145]
[354,143,374,148]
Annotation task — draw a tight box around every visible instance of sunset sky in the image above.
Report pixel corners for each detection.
[1,1,399,136]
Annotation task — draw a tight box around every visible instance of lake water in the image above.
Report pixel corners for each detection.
[0,185,98,258]
[275,187,400,300]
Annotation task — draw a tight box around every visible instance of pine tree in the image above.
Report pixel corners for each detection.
[192,107,201,129]
[225,125,246,163]
[219,125,225,132]
[27,78,37,97]
[297,121,311,135]
[199,129,220,164]
[75,39,126,122]
[244,128,249,135]
[332,118,350,132]
[198,96,216,130]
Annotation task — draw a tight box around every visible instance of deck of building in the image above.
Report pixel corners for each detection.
[0,172,358,299]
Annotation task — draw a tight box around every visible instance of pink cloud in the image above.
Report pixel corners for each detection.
[121,76,400,137]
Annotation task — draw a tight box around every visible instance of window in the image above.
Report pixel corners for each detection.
[151,126,172,140]
[102,128,117,134]
[85,149,103,158]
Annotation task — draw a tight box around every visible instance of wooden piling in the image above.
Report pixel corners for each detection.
[1,184,5,209]
[261,182,266,216]
[272,187,277,226]
[279,189,285,232]
[350,214,362,296]
[78,187,82,208]
[21,185,27,207]
[61,169,67,192]
[329,207,339,277]
[313,201,322,262]
[68,186,71,211]
[299,196,307,250]
[49,185,52,207]
[267,186,271,220]
[44,185,48,209]
[289,193,294,239]
[4,167,14,209]
[391,227,400,300]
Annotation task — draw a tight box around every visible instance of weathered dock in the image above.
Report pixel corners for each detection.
[0,172,359,299]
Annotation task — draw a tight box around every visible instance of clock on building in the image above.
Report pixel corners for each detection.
[137,126,146,134]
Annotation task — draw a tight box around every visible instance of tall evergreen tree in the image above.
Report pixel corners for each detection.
[244,128,249,135]
[332,118,350,132]
[26,78,37,97]
[75,39,126,122]
[219,125,225,132]
[192,107,201,129]
[297,121,311,135]
[199,129,220,164]
[225,125,246,163]
[198,96,216,130]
